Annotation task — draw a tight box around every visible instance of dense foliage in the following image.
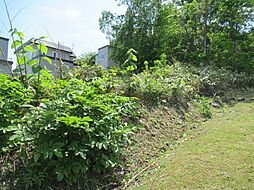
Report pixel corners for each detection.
[100,0,254,72]
[1,53,253,189]
[1,31,140,189]
[0,74,139,189]
[1,1,254,189]
[75,51,97,66]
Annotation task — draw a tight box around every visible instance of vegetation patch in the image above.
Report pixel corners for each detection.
[127,101,254,190]
[1,0,254,187]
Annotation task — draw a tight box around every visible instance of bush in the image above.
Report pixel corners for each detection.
[125,62,199,104]
[0,74,33,152]
[197,66,254,96]
[0,76,139,189]
[193,94,212,118]
[2,55,253,189]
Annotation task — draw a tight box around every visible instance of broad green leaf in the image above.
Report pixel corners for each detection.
[11,40,22,49]
[57,172,64,182]
[16,31,25,38]
[54,149,64,158]
[40,70,53,79]
[49,152,54,159]
[43,152,49,159]
[42,56,52,64]
[37,44,48,54]
[81,116,93,122]
[24,45,36,52]
[2,125,17,133]
[34,152,41,163]
[27,59,39,66]
[32,65,42,73]
[130,54,137,62]
[127,65,135,71]
[96,142,103,150]
[17,56,29,65]
[9,134,20,141]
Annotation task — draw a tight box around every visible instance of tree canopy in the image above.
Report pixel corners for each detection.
[100,0,254,72]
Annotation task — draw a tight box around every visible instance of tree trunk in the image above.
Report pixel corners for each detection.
[203,0,209,54]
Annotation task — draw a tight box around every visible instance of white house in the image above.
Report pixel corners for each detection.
[15,38,76,76]
[96,45,117,69]
[0,36,13,74]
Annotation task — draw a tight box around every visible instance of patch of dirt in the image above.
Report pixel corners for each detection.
[123,103,201,175]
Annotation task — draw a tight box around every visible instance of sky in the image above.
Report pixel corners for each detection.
[0,0,126,62]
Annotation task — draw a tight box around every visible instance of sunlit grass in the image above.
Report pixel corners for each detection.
[128,101,254,190]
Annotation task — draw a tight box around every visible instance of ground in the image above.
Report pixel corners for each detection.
[127,101,254,190]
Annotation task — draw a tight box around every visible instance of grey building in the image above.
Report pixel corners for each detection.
[96,45,117,69]
[16,38,76,76]
[0,37,13,74]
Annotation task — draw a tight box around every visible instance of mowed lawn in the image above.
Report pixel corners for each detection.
[128,102,254,190]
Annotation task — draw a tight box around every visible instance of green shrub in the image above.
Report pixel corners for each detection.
[125,62,198,103]
[2,49,253,189]
[0,74,33,152]
[197,66,253,96]
[16,78,139,188]
[193,95,212,118]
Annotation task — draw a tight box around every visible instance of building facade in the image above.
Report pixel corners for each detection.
[96,45,117,69]
[16,38,76,76]
[0,37,13,74]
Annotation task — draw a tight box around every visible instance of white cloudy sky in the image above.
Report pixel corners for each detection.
[0,0,126,61]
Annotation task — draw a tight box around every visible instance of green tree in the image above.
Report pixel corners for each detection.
[100,0,171,67]
[100,0,254,72]
[173,0,254,69]
[75,51,97,65]
[209,0,254,70]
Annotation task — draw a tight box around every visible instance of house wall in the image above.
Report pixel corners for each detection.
[0,60,11,74]
[25,45,74,62]
[25,58,76,76]
[24,45,76,75]
[96,46,109,69]
[0,37,12,74]
[0,37,9,60]
[96,46,117,69]
[46,48,75,62]
[107,48,118,67]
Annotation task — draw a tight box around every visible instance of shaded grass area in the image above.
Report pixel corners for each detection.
[128,101,254,190]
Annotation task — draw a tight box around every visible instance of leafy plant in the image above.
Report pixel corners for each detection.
[13,78,139,188]
[193,94,212,118]
[0,74,33,152]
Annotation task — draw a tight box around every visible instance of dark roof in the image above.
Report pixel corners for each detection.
[16,38,74,54]
[0,59,13,64]
[0,36,9,41]
[98,45,110,50]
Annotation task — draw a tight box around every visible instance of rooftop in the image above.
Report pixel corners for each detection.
[16,38,74,54]
[0,36,9,41]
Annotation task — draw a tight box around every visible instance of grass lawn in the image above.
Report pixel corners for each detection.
[128,101,254,190]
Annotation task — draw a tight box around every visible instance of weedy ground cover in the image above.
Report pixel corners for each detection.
[0,29,253,189]
[127,101,254,190]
